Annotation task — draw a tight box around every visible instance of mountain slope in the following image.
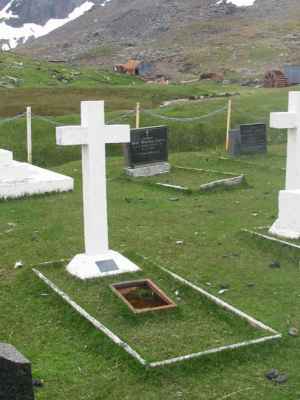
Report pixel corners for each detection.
[0,0,98,50]
[15,0,300,80]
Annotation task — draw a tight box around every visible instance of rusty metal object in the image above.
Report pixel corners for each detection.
[264,70,288,88]
[114,59,141,75]
[200,72,224,81]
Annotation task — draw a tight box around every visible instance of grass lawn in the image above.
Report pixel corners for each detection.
[0,70,299,398]
[122,166,243,192]
[35,255,268,364]
[1,144,300,399]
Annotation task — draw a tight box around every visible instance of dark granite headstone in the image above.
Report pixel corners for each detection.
[0,343,34,400]
[229,124,267,156]
[240,123,267,154]
[124,126,169,168]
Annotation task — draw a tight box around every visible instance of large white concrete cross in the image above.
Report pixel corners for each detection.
[270,92,300,190]
[56,101,140,279]
[269,91,300,238]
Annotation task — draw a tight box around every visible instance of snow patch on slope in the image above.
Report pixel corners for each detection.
[0,1,95,50]
[0,0,18,20]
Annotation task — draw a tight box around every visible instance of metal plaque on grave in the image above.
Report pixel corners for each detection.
[124,126,169,167]
[240,123,267,154]
[96,260,119,273]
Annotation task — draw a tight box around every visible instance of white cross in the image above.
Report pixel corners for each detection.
[270,91,300,190]
[56,101,130,256]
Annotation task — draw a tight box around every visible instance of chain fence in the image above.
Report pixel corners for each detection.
[0,102,287,166]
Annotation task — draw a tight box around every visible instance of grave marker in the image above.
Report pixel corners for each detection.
[56,101,140,279]
[229,123,267,156]
[124,126,170,177]
[0,343,34,400]
[269,91,300,239]
[0,149,73,199]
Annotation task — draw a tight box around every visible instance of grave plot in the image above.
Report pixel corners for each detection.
[124,165,246,193]
[0,149,74,199]
[33,255,280,368]
[171,147,286,176]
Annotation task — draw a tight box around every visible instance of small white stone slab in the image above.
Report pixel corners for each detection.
[0,149,13,163]
[0,160,74,199]
[66,251,140,280]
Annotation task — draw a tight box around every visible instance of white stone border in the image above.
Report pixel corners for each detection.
[242,228,300,250]
[32,260,281,368]
[155,165,244,193]
[32,268,147,366]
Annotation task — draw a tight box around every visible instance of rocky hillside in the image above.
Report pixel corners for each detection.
[0,0,100,50]
[0,0,91,26]
[15,0,300,80]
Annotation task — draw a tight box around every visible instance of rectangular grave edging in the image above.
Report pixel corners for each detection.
[32,258,281,368]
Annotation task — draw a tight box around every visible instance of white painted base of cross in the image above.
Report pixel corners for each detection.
[66,251,140,280]
[56,101,140,279]
[269,92,300,239]
[269,190,300,239]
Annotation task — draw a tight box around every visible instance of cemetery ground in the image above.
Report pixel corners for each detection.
[1,79,300,399]
[1,147,300,399]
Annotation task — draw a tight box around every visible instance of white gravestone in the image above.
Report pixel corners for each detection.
[0,149,73,199]
[269,91,300,239]
[56,101,140,279]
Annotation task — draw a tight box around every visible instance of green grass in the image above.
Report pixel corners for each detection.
[1,147,300,399]
[0,82,294,168]
[0,52,141,89]
[122,166,240,192]
[36,255,266,363]
[0,68,300,398]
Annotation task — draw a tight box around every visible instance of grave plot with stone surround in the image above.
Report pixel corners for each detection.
[0,149,74,199]
[123,165,246,193]
[2,145,300,398]
[34,254,279,366]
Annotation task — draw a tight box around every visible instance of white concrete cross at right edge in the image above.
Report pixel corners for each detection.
[269,91,300,239]
[270,92,300,190]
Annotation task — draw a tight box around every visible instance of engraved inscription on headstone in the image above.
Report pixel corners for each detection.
[124,126,170,177]
[96,259,119,273]
[0,343,34,400]
[240,124,267,154]
[229,123,267,156]
[125,126,169,167]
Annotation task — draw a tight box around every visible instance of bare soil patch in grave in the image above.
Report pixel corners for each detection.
[111,279,177,313]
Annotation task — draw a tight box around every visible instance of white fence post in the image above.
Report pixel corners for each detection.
[26,106,32,163]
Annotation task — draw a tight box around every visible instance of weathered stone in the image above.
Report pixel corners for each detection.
[288,327,299,337]
[0,343,34,400]
[274,374,288,385]
[265,369,279,381]
[126,162,170,177]
[269,261,281,269]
